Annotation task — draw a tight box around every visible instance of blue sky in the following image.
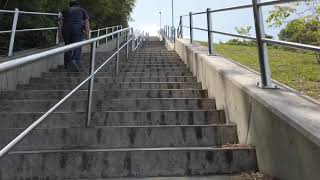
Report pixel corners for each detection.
[129,0,283,42]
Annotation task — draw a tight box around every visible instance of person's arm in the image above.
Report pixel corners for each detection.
[58,13,64,40]
[84,19,90,39]
[82,9,90,39]
[58,19,63,39]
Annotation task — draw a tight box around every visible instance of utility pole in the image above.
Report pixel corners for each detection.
[171,0,174,28]
[159,11,162,30]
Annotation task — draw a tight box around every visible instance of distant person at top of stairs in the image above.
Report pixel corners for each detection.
[59,0,90,72]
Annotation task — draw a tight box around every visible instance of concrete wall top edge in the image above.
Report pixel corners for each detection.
[174,38,320,147]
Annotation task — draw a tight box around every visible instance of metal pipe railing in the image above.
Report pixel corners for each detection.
[0,8,61,57]
[0,27,143,158]
[0,9,60,56]
[167,0,319,89]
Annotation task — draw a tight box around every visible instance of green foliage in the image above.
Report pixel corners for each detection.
[279,18,320,46]
[267,5,296,28]
[214,44,320,100]
[267,0,320,28]
[225,26,255,46]
[0,0,136,54]
[235,26,252,36]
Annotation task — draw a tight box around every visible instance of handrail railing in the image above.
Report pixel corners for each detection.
[168,0,320,88]
[0,27,144,158]
[89,25,123,47]
[0,8,61,57]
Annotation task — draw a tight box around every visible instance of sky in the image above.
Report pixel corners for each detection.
[129,0,285,42]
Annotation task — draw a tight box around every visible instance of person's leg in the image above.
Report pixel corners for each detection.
[71,34,83,65]
[63,33,72,69]
[66,34,82,72]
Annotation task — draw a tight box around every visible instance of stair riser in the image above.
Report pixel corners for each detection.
[0,126,238,150]
[42,72,193,78]
[120,68,188,73]
[18,83,202,90]
[0,111,223,129]
[30,77,197,84]
[0,150,258,179]
[0,99,216,112]
[0,90,208,100]
[52,64,186,72]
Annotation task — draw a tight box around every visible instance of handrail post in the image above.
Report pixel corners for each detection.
[164,26,166,38]
[252,0,272,88]
[126,29,129,61]
[174,28,176,50]
[180,16,183,38]
[115,31,120,76]
[206,8,214,55]
[55,12,61,45]
[105,28,108,44]
[112,26,115,40]
[86,41,97,127]
[97,29,100,47]
[132,30,135,52]
[8,8,19,57]
[189,12,193,44]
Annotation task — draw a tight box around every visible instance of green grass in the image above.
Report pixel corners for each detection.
[201,42,320,101]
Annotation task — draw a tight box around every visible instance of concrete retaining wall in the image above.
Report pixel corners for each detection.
[0,37,125,91]
[165,38,320,180]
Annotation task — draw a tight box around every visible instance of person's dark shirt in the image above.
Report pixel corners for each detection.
[62,6,89,35]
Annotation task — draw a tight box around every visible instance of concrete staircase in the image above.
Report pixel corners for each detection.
[0,39,258,179]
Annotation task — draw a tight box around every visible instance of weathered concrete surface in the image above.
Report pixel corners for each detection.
[168,38,320,180]
[0,149,257,179]
[69,176,244,180]
[0,110,224,129]
[0,125,238,150]
[0,37,125,91]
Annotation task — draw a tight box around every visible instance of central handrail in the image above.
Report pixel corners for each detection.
[0,27,144,158]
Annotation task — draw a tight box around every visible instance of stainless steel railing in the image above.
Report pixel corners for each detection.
[0,9,60,57]
[89,25,123,47]
[0,27,144,158]
[165,0,320,88]
[0,8,125,57]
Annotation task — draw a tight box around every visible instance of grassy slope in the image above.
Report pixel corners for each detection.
[212,44,320,101]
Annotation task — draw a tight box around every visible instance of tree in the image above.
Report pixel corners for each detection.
[267,0,320,64]
[235,26,252,36]
[267,0,320,28]
[225,26,255,46]
[0,0,136,54]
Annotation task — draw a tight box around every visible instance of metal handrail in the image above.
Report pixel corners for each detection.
[0,8,61,56]
[171,0,319,88]
[89,25,123,48]
[0,27,143,158]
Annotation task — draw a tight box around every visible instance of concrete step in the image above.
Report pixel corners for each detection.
[66,176,245,180]
[42,71,193,78]
[0,110,224,129]
[17,82,202,90]
[49,67,188,73]
[0,125,238,150]
[123,64,186,68]
[0,98,216,112]
[0,89,208,100]
[126,60,183,63]
[0,148,258,179]
[120,68,189,73]
[30,76,197,84]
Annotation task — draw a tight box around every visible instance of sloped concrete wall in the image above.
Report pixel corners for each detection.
[0,53,64,91]
[166,38,320,180]
[0,38,125,91]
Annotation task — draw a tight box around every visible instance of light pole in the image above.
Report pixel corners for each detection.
[171,0,174,28]
[159,11,162,30]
